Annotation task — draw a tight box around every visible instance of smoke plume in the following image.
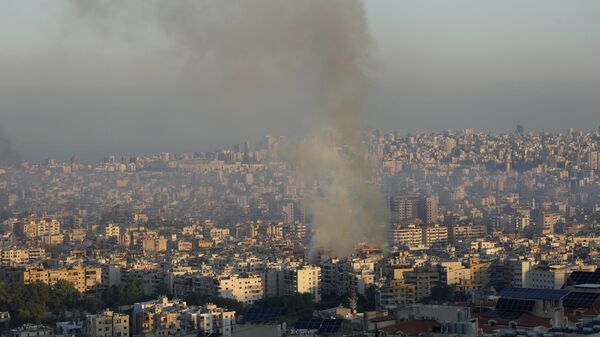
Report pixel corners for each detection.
[0,128,21,167]
[68,0,387,257]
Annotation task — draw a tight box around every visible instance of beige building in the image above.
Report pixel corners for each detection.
[440,262,473,292]
[14,218,60,239]
[379,279,416,309]
[391,224,423,247]
[423,224,448,248]
[404,268,440,301]
[469,259,490,289]
[217,273,263,304]
[531,210,560,236]
[104,223,121,238]
[86,310,130,337]
[132,297,187,337]
[182,304,235,337]
[1,265,102,292]
[0,248,46,266]
[284,265,321,302]
[142,237,168,253]
[448,223,486,244]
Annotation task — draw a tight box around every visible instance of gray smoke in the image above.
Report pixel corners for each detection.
[0,128,21,167]
[68,0,387,257]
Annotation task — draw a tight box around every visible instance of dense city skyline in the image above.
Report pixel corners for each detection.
[2,1,600,337]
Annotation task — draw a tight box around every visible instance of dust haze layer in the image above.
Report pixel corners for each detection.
[71,0,387,257]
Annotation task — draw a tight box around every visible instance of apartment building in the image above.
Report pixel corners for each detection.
[284,265,321,303]
[86,311,129,337]
[216,273,263,305]
[0,265,102,292]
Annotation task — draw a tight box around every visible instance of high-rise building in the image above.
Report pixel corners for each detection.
[588,151,599,170]
[390,195,419,224]
[418,195,439,224]
[531,210,560,236]
[391,195,439,225]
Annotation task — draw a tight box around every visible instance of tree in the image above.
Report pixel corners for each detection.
[254,294,315,321]
[0,281,11,312]
[424,285,455,304]
[153,281,170,297]
[15,304,44,325]
[358,286,377,312]
[184,292,210,306]
[81,296,104,313]
[48,280,79,317]
[209,297,246,313]
[317,292,350,310]
[119,278,143,305]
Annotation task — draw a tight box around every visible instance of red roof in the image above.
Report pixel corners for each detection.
[476,312,551,328]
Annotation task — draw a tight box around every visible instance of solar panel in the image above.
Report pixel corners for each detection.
[567,270,600,286]
[497,288,569,301]
[318,319,342,333]
[244,307,282,322]
[294,319,321,330]
[496,298,535,312]
[293,319,342,333]
[563,292,600,308]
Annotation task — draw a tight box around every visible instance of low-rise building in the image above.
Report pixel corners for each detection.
[86,311,129,337]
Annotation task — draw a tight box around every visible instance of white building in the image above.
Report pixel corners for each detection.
[182,304,235,337]
[217,273,263,304]
[6,324,54,337]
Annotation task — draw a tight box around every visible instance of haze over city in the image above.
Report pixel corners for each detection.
[1,0,600,161]
[1,2,600,337]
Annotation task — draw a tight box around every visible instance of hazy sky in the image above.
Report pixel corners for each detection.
[1,0,600,161]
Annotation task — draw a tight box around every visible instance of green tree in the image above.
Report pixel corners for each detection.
[424,284,455,304]
[184,292,210,306]
[48,280,79,317]
[14,303,45,326]
[153,281,170,297]
[0,281,11,312]
[358,286,377,312]
[81,296,104,313]
[118,278,143,306]
[254,294,315,321]
[208,297,246,313]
